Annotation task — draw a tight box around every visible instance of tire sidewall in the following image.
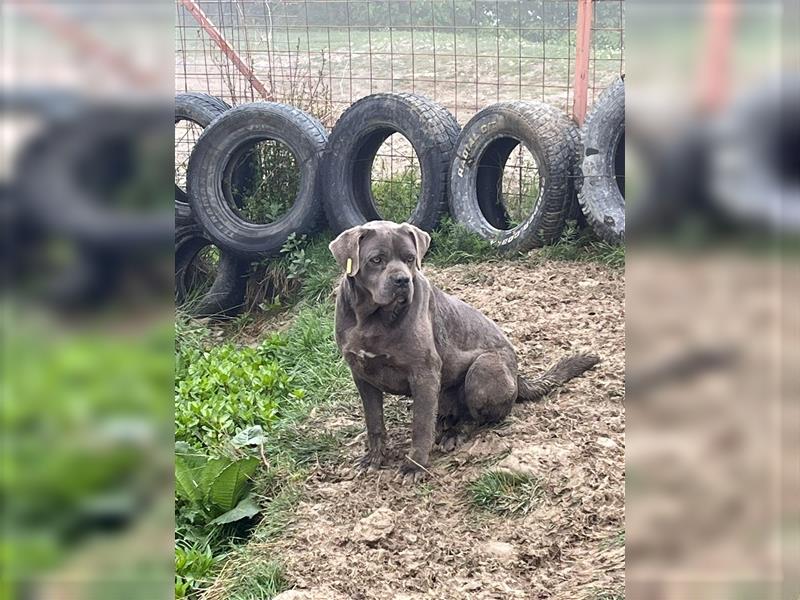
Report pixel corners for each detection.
[578,80,625,242]
[450,103,573,252]
[187,103,326,257]
[322,94,455,234]
[175,94,229,225]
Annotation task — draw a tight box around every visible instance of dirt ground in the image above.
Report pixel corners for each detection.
[248,259,624,600]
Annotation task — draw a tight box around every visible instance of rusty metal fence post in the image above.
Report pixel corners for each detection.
[573,0,595,125]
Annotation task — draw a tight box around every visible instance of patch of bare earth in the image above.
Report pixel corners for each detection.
[248,260,623,600]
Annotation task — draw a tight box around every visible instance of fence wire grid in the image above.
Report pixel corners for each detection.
[176,0,625,226]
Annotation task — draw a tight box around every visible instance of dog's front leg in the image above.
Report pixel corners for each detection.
[354,377,386,470]
[400,371,441,484]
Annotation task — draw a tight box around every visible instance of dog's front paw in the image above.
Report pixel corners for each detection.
[396,460,428,485]
[356,447,386,471]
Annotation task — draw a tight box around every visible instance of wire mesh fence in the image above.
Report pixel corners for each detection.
[175,0,624,225]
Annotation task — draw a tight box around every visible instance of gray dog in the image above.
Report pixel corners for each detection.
[330,221,599,483]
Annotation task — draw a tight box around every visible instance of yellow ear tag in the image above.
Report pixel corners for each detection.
[346,258,353,275]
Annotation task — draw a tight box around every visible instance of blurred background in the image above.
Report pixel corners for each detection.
[2,0,175,599]
[626,1,798,599]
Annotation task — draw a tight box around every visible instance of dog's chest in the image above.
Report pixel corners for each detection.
[342,331,396,373]
[340,327,410,394]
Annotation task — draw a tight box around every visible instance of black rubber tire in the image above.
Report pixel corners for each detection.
[15,104,173,249]
[710,76,800,231]
[175,200,194,228]
[576,77,625,243]
[321,93,460,234]
[187,102,328,257]
[449,101,579,251]
[627,123,715,239]
[175,93,230,226]
[175,224,250,317]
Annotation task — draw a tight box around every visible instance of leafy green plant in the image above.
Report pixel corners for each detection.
[467,470,543,516]
[175,442,261,526]
[279,233,313,282]
[172,303,353,597]
[232,140,300,224]
[247,235,340,311]
[175,343,305,452]
[175,542,219,599]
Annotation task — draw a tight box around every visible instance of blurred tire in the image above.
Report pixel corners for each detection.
[711,77,800,231]
[187,102,328,257]
[321,93,460,234]
[175,224,249,317]
[15,104,173,249]
[449,101,579,251]
[627,124,713,239]
[175,93,230,226]
[576,77,625,244]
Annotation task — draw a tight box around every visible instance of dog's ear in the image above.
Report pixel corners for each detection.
[400,223,431,270]
[329,226,363,277]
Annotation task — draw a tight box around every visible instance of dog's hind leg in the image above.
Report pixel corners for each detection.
[464,352,518,425]
[435,385,472,452]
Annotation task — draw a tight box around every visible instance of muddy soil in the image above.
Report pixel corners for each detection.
[244,259,624,600]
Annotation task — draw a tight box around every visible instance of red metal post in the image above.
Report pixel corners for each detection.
[572,0,594,125]
[179,0,272,101]
[697,0,735,113]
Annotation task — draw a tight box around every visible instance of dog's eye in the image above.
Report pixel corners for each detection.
[405,256,415,264]
[370,256,382,264]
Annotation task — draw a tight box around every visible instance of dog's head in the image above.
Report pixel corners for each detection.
[329,221,431,306]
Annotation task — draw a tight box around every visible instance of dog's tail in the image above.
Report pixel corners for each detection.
[516,353,600,402]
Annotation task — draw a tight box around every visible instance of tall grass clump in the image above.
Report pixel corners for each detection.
[467,470,543,516]
[427,217,505,266]
[535,221,624,268]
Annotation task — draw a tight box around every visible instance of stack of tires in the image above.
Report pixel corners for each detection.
[175,94,336,316]
[176,80,625,316]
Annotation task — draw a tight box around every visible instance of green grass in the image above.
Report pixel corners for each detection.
[427,217,505,266]
[175,542,220,599]
[252,484,302,543]
[371,167,421,222]
[248,235,340,311]
[467,470,543,516]
[534,221,625,269]
[180,25,622,69]
[226,560,289,600]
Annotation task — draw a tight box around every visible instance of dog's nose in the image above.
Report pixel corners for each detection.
[391,273,410,287]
